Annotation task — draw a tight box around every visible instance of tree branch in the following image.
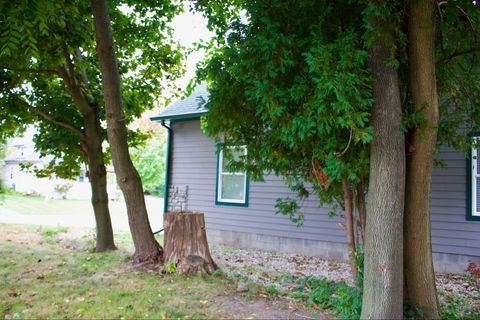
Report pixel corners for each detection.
[0,65,60,75]
[59,44,95,116]
[16,98,86,140]
[438,47,480,64]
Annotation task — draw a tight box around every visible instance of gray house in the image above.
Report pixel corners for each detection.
[151,85,480,273]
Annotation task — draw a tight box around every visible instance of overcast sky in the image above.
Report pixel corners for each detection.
[171,4,213,88]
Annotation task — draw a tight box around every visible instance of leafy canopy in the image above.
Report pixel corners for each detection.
[195,0,480,214]
[0,0,182,178]
[195,0,373,220]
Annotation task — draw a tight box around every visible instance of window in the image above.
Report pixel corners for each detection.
[468,137,480,221]
[216,146,249,206]
[77,169,86,183]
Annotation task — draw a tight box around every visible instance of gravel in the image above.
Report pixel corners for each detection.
[211,245,353,290]
[211,244,480,313]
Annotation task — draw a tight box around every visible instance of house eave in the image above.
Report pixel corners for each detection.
[150,111,207,122]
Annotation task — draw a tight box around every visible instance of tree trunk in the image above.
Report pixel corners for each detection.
[404,0,441,317]
[58,49,116,253]
[357,181,366,243]
[84,110,116,252]
[360,44,406,319]
[164,212,217,274]
[342,179,357,281]
[90,0,163,265]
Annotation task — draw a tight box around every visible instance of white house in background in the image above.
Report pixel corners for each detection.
[1,131,118,200]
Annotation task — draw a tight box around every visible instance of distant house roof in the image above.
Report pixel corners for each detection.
[4,144,47,164]
[151,83,209,121]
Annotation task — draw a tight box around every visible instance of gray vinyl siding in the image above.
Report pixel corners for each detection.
[431,147,480,257]
[169,120,480,257]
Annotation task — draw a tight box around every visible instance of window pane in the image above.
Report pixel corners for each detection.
[477,177,480,214]
[221,174,245,200]
[476,149,480,175]
[222,148,245,172]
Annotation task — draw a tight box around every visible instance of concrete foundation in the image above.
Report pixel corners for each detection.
[207,228,348,261]
[206,228,480,274]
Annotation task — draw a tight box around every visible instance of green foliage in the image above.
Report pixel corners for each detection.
[435,2,480,152]
[38,226,69,238]
[353,245,364,290]
[166,260,176,274]
[264,284,279,295]
[401,106,427,133]
[53,183,73,200]
[0,0,182,180]
[130,136,166,196]
[196,0,372,221]
[291,276,362,319]
[439,294,480,320]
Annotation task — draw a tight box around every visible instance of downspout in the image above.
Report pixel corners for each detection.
[160,120,171,215]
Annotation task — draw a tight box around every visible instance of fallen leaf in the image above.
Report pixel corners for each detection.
[8,291,19,297]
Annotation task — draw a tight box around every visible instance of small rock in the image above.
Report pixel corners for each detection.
[236,282,249,292]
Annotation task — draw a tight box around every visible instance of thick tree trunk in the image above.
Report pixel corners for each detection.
[91,0,163,264]
[164,212,217,274]
[404,0,441,317]
[84,111,116,252]
[360,43,406,319]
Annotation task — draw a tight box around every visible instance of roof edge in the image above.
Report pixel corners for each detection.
[150,111,207,122]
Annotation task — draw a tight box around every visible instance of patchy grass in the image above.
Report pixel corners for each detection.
[0,225,231,319]
[0,224,318,319]
[37,226,69,238]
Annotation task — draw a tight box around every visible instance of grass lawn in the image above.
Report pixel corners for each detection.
[0,224,233,319]
[0,194,164,231]
[0,224,317,319]
[0,194,92,216]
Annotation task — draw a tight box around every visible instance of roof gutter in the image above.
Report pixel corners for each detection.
[160,120,172,215]
[150,111,207,122]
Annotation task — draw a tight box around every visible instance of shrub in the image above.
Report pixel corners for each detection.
[291,276,362,319]
[54,183,73,199]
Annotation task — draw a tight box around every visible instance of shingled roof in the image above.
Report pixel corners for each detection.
[150,83,209,121]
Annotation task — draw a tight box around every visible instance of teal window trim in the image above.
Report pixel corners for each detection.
[467,134,480,221]
[215,146,249,207]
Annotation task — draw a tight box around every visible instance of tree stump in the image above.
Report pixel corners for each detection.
[163,211,217,274]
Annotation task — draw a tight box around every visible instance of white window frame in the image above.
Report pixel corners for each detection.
[217,146,247,204]
[472,138,480,217]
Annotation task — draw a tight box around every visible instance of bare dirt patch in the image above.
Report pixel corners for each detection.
[0,224,43,244]
[208,294,325,319]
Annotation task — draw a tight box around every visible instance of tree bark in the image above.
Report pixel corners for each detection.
[404,0,441,317]
[90,0,163,264]
[164,212,217,274]
[58,51,116,253]
[84,110,116,252]
[342,179,357,281]
[357,181,366,243]
[360,44,406,319]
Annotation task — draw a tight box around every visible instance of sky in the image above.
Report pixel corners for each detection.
[170,3,214,89]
